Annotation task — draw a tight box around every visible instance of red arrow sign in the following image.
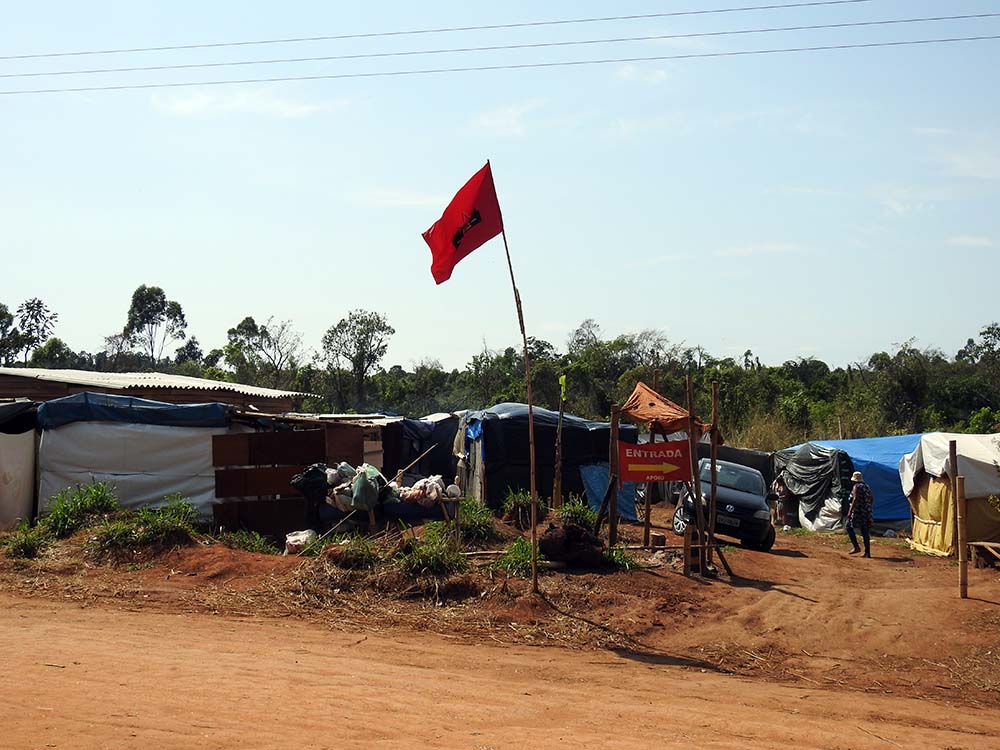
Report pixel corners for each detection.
[619,440,692,483]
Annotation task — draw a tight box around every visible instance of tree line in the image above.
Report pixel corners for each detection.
[3,286,1000,450]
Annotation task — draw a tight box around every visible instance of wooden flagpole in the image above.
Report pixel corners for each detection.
[498,220,539,595]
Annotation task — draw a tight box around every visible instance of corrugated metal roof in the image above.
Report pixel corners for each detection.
[0,367,307,400]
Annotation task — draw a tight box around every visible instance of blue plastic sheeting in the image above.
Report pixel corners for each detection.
[579,463,638,522]
[38,392,231,430]
[801,434,923,520]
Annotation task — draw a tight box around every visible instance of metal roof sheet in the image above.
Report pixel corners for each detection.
[0,367,307,400]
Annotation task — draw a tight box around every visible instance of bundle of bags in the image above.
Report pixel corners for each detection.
[326,462,391,513]
[396,475,461,508]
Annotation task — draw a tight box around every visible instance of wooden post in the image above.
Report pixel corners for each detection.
[553,389,565,509]
[643,369,662,549]
[685,374,708,573]
[708,381,720,568]
[949,439,959,555]
[609,404,621,547]
[957,475,968,599]
[682,523,692,577]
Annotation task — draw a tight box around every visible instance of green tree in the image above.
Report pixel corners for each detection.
[15,297,58,363]
[28,338,90,369]
[174,337,204,366]
[224,316,302,389]
[321,310,394,410]
[0,303,25,365]
[124,285,187,364]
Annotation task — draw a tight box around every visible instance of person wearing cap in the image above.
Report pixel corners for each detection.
[846,470,873,558]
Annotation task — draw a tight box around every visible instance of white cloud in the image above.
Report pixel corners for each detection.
[942,148,1000,180]
[152,88,347,119]
[869,185,954,216]
[714,243,803,259]
[472,99,545,137]
[615,64,668,85]
[948,235,997,248]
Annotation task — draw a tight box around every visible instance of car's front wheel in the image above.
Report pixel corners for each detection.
[741,525,776,552]
[672,505,688,536]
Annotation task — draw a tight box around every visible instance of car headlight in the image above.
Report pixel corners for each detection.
[753,510,771,520]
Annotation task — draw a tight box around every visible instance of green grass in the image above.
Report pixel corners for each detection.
[87,496,198,561]
[501,489,548,527]
[457,497,501,544]
[42,483,120,538]
[556,496,597,529]
[602,546,638,571]
[3,521,49,559]
[219,529,281,555]
[336,533,378,569]
[490,537,542,578]
[397,526,467,577]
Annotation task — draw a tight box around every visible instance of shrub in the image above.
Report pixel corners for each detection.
[502,489,548,529]
[602,546,638,571]
[87,497,197,561]
[457,497,501,545]
[42,483,120,538]
[336,533,377,569]
[3,521,49,559]
[491,537,543,578]
[220,529,280,555]
[556,496,597,529]
[397,526,467,577]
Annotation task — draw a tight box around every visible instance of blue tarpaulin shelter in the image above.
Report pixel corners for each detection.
[795,434,923,520]
[37,392,230,430]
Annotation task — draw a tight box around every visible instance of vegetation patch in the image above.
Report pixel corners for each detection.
[556,496,597,530]
[42,483,120,539]
[602,546,638,571]
[326,533,378,570]
[491,537,542,578]
[87,496,198,562]
[3,521,50,559]
[456,497,502,545]
[219,529,281,555]
[396,526,467,577]
[502,489,548,530]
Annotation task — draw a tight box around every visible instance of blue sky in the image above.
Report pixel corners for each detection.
[1,1,999,371]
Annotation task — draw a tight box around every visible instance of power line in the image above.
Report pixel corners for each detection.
[2,34,995,96]
[3,12,994,80]
[0,1,877,61]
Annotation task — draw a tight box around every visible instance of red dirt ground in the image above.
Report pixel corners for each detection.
[2,516,999,748]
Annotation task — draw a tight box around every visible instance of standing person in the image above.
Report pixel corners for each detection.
[770,475,789,527]
[846,470,874,558]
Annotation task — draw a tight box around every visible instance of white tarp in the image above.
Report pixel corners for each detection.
[38,421,233,518]
[0,431,35,529]
[899,432,1000,498]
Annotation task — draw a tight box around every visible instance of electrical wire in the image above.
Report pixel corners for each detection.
[1,34,996,97]
[2,12,994,80]
[0,1,877,60]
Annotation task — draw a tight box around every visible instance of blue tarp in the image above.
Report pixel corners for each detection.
[37,392,231,430]
[579,463,638,522]
[801,434,923,520]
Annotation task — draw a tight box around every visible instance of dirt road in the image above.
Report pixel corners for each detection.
[2,593,998,750]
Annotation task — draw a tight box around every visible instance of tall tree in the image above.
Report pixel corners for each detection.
[224,316,302,389]
[0,303,24,365]
[15,297,58,363]
[321,310,394,410]
[124,285,187,364]
[28,338,90,369]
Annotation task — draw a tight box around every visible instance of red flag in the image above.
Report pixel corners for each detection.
[422,162,504,284]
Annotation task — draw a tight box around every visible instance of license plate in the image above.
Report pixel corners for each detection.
[716,515,740,528]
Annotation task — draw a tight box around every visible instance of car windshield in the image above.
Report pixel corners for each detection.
[699,463,764,495]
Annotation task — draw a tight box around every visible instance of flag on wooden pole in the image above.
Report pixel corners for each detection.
[422,162,503,284]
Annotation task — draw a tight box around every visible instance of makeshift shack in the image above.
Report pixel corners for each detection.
[37,392,244,519]
[900,432,1000,556]
[776,435,922,527]
[0,400,37,529]
[773,443,852,531]
[459,403,638,510]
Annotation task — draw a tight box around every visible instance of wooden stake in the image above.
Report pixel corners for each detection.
[957,475,968,599]
[949,439,959,555]
[643,368,662,549]
[498,223,539,595]
[682,523,692,577]
[708,381,720,569]
[553,392,565,509]
[609,404,621,547]
[686,374,708,573]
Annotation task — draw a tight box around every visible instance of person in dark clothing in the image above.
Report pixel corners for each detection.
[846,470,874,558]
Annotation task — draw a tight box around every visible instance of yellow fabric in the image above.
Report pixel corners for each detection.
[908,473,1000,556]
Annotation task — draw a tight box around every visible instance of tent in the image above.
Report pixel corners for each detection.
[0,401,37,530]
[804,435,922,521]
[37,392,240,519]
[380,413,461,482]
[773,443,852,531]
[620,382,710,434]
[900,433,1000,556]
[460,402,638,510]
